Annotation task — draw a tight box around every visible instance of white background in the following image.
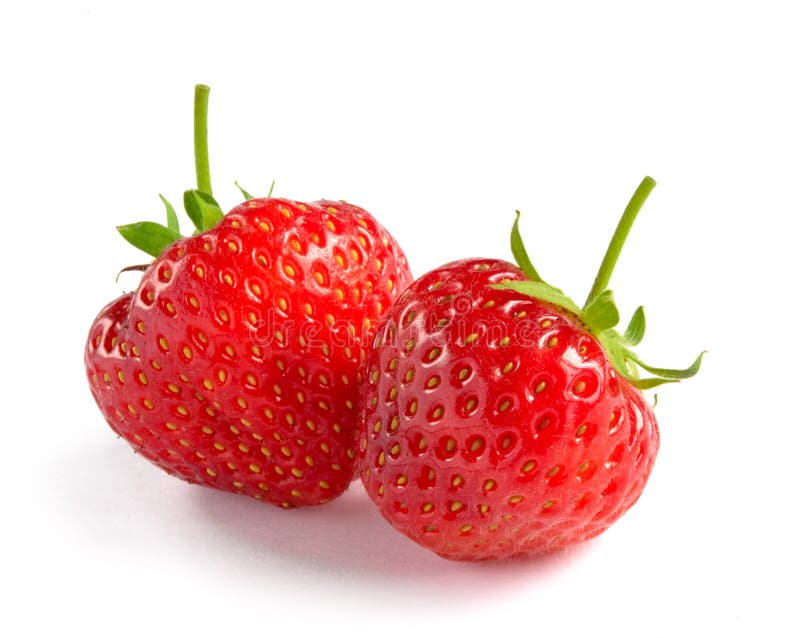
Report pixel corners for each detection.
[1,1,797,636]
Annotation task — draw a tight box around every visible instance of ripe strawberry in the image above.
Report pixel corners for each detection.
[85,85,412,508]
[358,177,702,560]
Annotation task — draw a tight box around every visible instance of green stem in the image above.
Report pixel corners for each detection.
[583,176,656,309]
[194,84,212,196]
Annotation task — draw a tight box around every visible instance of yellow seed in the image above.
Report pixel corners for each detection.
[464,333,478,345]
[509,495,523,505]
[396,475,408,486]
[450,501,464,512]
[319,480,331,489]
[283,264,296,278]
[165,422,178,431]
[291,468,303,478]
[158,337,169,351]
[483,479,496,491]
[249,463,261,473]
[522,460,537,473]
[206,468,217,477]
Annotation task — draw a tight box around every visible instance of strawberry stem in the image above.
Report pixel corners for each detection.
[583,176,656,310]
[194,84,213,196]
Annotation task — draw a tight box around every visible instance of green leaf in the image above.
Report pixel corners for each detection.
[117,222,182,258]
[510,210,543,282]
[184,189,224,233]
[583,289,620,333]
[629,351,706,380]
[492,280,581,315]
[234,180,254,201]
[159,194,180,234]
[623,306,646,346]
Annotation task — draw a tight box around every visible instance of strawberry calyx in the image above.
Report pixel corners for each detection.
[496,177,704,389]
[116,84,269,259]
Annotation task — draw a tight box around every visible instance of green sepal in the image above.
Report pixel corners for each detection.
[510,210,543,282]
[184,189,224,233]
[583,289,620,333]
[159,194,180,233]
[628,377,680,390]
[267,179,276,197]
[234,181,254,201]
[117,221,182,258]
[623,306,646,346]
[492,280,581,315]
[629,351,705,380]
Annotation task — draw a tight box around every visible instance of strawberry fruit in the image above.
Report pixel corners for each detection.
[85,85,412,508]
[357,177,702,560]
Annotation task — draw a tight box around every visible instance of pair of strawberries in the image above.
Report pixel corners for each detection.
[85,85,701,561]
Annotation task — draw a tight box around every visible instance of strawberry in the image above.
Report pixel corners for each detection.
[357,177,702,560]
[85,85,412,508]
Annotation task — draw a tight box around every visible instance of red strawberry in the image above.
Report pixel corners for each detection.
[357,177,702,560]
[85,85,412,508]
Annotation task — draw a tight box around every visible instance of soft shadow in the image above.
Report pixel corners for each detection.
[53,438,594,604]
[191,479,595,600]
